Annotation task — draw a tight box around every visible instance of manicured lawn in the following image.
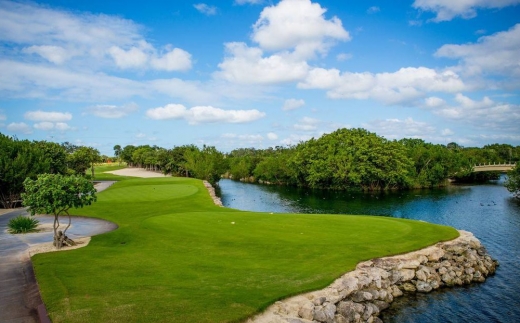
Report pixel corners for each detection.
[32,171,458,323]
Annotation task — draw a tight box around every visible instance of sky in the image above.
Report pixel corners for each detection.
[0,0,519,156]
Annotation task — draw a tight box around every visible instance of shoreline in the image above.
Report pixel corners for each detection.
[249,230,498,323]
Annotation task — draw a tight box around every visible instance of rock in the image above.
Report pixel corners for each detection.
[398,269,415,282]
[313,303,336,323]
[416,280,433,293]
[298,301,314,321]
[337,301,364,322]
[401,282,417,292]
[248,229,498,323]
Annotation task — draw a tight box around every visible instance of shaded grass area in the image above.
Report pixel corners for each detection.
[32,174,458,323]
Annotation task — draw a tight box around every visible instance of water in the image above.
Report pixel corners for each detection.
[218,177,520,323]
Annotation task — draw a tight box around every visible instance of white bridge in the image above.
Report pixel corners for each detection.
[473,163,516,172]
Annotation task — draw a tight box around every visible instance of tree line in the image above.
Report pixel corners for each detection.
[0,133,101,208]
[2,128,520,209]
[115,128,520,192]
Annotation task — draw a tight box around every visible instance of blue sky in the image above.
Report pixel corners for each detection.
[1,0,519,155]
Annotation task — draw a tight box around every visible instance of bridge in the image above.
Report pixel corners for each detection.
[473,163,516,172]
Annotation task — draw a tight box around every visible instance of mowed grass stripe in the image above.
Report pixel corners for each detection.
[32,174,458,323]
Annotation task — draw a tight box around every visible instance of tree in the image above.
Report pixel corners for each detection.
[67,146,101,178]
[113,145,122,165]
[22,174,97,249]
[184,145,227,184]
[505,164,520,199]
[0,134,51,208]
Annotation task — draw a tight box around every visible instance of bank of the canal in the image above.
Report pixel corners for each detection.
[219,177,520,323]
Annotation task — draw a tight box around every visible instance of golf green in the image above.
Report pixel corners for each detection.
[32,175,458,323]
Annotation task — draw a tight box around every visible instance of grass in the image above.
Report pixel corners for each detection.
[8,215,40,233]
[32,167,459,323]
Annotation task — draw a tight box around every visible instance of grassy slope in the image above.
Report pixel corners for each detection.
[32,170,458,323]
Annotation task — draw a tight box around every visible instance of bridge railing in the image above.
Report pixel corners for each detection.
[474,162,517,167]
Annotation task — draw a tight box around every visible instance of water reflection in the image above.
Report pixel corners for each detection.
[218,178,520,323]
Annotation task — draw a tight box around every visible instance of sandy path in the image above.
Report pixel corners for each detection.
[105,168,168,178]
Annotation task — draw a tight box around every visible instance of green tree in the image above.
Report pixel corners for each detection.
[22,174,97,249]
[113,144,122,165]
[0,134,50,208]
[505,164,520,199]
[184,145,227,184]
[67,146,101,178]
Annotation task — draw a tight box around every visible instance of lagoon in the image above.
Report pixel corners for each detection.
[219,177,520,322]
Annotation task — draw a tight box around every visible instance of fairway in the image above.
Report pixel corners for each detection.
[32,174,458,323]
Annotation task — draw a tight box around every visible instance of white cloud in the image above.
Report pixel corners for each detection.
[150,48,192,71]
[252,0,350,59]
[442,128,454,136]
[7,122,32,134]
[424,96,446,108]
[221,133,264,141]
[336,53,352,61]
[425,93,520,132]
[24,110,72,122]
[365,118,436,139]
[412,0,520,22]
[435,24,520,78]
[235,0,263,4]
[55,122,72,131]
[283,98,305,111]
[0,113,6,121]
[215,42,309,84]
[367,6,380,14]
[294,116,320,131]
[194,3,218,16]
[146,104,266,124]
[267,132,278,140]
[299,67,466,104]
[22,45,73,64]
[108,46,148,69]
[33,121,55,131]
[85,103,138,118]
[280,133,313,145]
[33,121,73,131]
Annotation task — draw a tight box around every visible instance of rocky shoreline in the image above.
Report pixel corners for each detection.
[249,230,498,323]
[203,181,223,207]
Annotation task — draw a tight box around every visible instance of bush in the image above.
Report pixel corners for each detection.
[8,215,40,234]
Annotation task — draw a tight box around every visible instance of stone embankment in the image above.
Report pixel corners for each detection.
[249,230,498,323]
[203,181,223,207]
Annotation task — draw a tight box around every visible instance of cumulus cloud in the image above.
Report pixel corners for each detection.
[280,133,313,145]
[294,116,320,131]
[235,0,263,4]
[194,3,217,16]
[365,118,437,139]
[0,1,192,73]
[24,110,72,122]
[108,46,148,69]
[299,67,466,104]
[150,48,192,71]
[435,24,520,78]
[7,122,32,134]
[412,0,520,22]
[215,42,309,84]
[267,132,278,140]
[146,104,266,124]
[424,93,520,132]
[22,45,73,65]
[84,103,138,118]
[252,0,350,59]
[283,98,305,111]
[336,53,352,61]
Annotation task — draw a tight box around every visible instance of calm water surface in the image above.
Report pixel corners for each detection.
[218,177,520,323]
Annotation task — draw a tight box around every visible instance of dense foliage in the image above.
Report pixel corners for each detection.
[0,133,101,208]
[506,164,520,199]
[7,215,40,234]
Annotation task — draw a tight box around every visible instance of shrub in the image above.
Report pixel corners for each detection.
[8,215,40,234]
